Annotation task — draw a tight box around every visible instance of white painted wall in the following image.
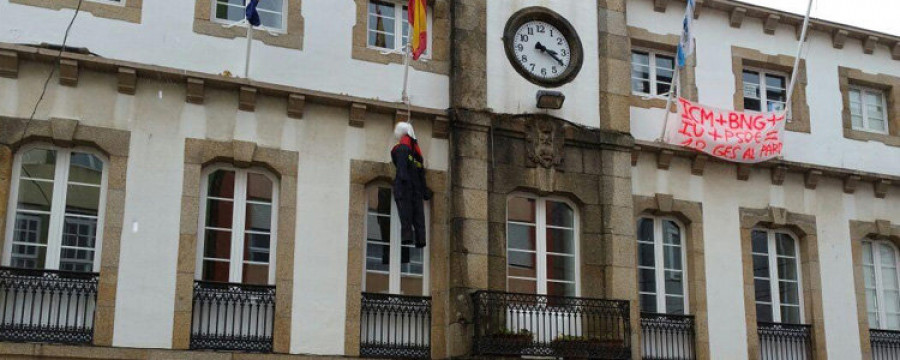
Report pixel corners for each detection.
[0,62,447,352]
[627,1,900,358]
[486,0,601,127]
[0,0,449,110]
[627,0,900,177]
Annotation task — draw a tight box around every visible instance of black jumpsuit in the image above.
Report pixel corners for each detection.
[391,136,431,248]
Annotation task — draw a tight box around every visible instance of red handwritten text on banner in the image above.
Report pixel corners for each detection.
[669,97,786,163]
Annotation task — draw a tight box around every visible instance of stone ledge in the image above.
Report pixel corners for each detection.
[0,341,357,359]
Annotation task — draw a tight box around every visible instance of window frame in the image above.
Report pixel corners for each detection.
[742,67,790,115]
[505,193,581,297]
[195,164,280,285]
[361,183,431,296]
[637,216,689,315]
[365,0,432,58]
[630,48,677,97]
[3,143,109,273]
[210,0,288,33]
[752,229,805,324]
[862,239,900,330]
[849,86,890,135]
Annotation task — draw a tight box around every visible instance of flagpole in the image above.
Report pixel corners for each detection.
[786,0,814,108]
[402,39,412,124]
[658,70,681,142]
[658,0,694,142]
[244,24,253,78]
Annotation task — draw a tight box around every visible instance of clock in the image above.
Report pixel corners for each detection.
[503,7,584,88]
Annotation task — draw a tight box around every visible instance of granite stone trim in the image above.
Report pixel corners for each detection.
[192,0,304,50]
[731,46,811,133]
[598,2,632,132]
[739,207,827,360]
[838,66,900,147]
[351,0,450,75]
[171,138,298,352]
[849,220,900,360]
[10,0,143,23]
[633,195,710,360]
[450,0,487,110]
[627,26,699,110]
[343,160,448,359]
[0,117,129,347]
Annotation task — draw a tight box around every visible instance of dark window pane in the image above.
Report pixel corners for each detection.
[777,257,798,281]
[367,187,393,214]
[14,213,49,245]
[245,203,272,232]
[752,231,768,253]
[664,270,684,295]
[664,245,682,270]
[68,153,103,185]
[546,201,574,227]
[655,55,675,69]
[656,82,672,96]
[62,216,97,248]
[781,305,801,324]
[666,296,685,314]
[546,255,575,281]
[753,255,770,278]
[17,179,54,212]
[11,245,47,269]
[743,71,760,85]
[631,51,650,66]
[755,278,771,302]
[508,224,536,251]
[202,260,230,282]
[20,148,56,180]
[65,184,100,216]
[546,228,574,254]
[639,243,655,267]
[776,234,796,257]
[756,303,773,322]
[206,199,234,228]
[508,251,536,278]
[640,294,657,313]
[637,218,654,243]
[366,215,390,244]
[508,278,536,294]
[365,243,390,271]
[244,233,270,262]
[204,229,231,259]
[639,268,656,293]
[765,74,786,89]
[663,221,681,245]
[242,263,268,285]
[247,173,273,202]
[207,170,235,198]
[766,89,786,102]
[508,197,536,223]
[547,282,575,297]
[779,281,800,305]
[632,79,651,94]
[59,248,94,272]
[744,98,761,112]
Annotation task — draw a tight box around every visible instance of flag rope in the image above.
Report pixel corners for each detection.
[786,0,814,108]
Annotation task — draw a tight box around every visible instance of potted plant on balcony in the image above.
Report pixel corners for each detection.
[485,327,533,354]
[551,334,624,358]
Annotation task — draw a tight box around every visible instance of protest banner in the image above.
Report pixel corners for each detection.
[667,98,786,163]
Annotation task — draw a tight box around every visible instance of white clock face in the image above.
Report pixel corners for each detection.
[512,20,571,81]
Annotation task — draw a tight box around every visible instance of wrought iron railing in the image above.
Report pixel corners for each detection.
[872,329,900,360]
[360,292,431,359]
[190,280,276,352]
[472,290,631,359]
[757,322,811,360]
[0,267,99,344]
[641,312,695,360]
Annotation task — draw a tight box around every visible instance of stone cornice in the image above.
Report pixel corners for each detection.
[633,140,900,196]
[656,0,900,59]
[0,42,448,120]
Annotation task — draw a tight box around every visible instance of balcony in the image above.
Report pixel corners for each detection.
[190,281,275,352]
[472,291,631,359]
[0,267,99,344]
[871,329,900,360]
[359,292,431,359]
[640,312,695,360]
[757,322,811,360]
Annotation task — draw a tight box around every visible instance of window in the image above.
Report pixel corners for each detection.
[743,69,788,114]
[850,87,889,134]
[752,230,803,324]
[366,0,430,56]
[507,196,578,297]
[862,240,900,330]
[363,186,429,295]
[213,0,286,31]
[197,166,278,285]
[4,146,106,273]
[631,50,676,97]
[637,217,687,314]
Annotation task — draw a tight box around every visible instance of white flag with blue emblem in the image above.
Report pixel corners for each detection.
[676,0,695,68]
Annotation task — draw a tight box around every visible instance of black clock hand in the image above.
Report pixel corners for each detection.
[535,42,565,66]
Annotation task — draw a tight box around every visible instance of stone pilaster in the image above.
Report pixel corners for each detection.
[450,0,488,110]
[598,0,631,133]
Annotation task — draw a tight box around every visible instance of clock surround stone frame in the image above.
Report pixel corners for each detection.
[502,6,585,88]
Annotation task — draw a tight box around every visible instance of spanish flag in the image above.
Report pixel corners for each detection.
[408,0,427,60]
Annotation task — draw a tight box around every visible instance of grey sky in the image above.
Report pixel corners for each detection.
[741,0,900,36]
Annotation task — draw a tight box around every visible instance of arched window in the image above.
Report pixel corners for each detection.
[4,145,107,272]
[196,166,278,285]
[752,229,803,324]
[637,217,687,314]
[506,195,578,297]
[363,185,429,295]
[862,239,900,330]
